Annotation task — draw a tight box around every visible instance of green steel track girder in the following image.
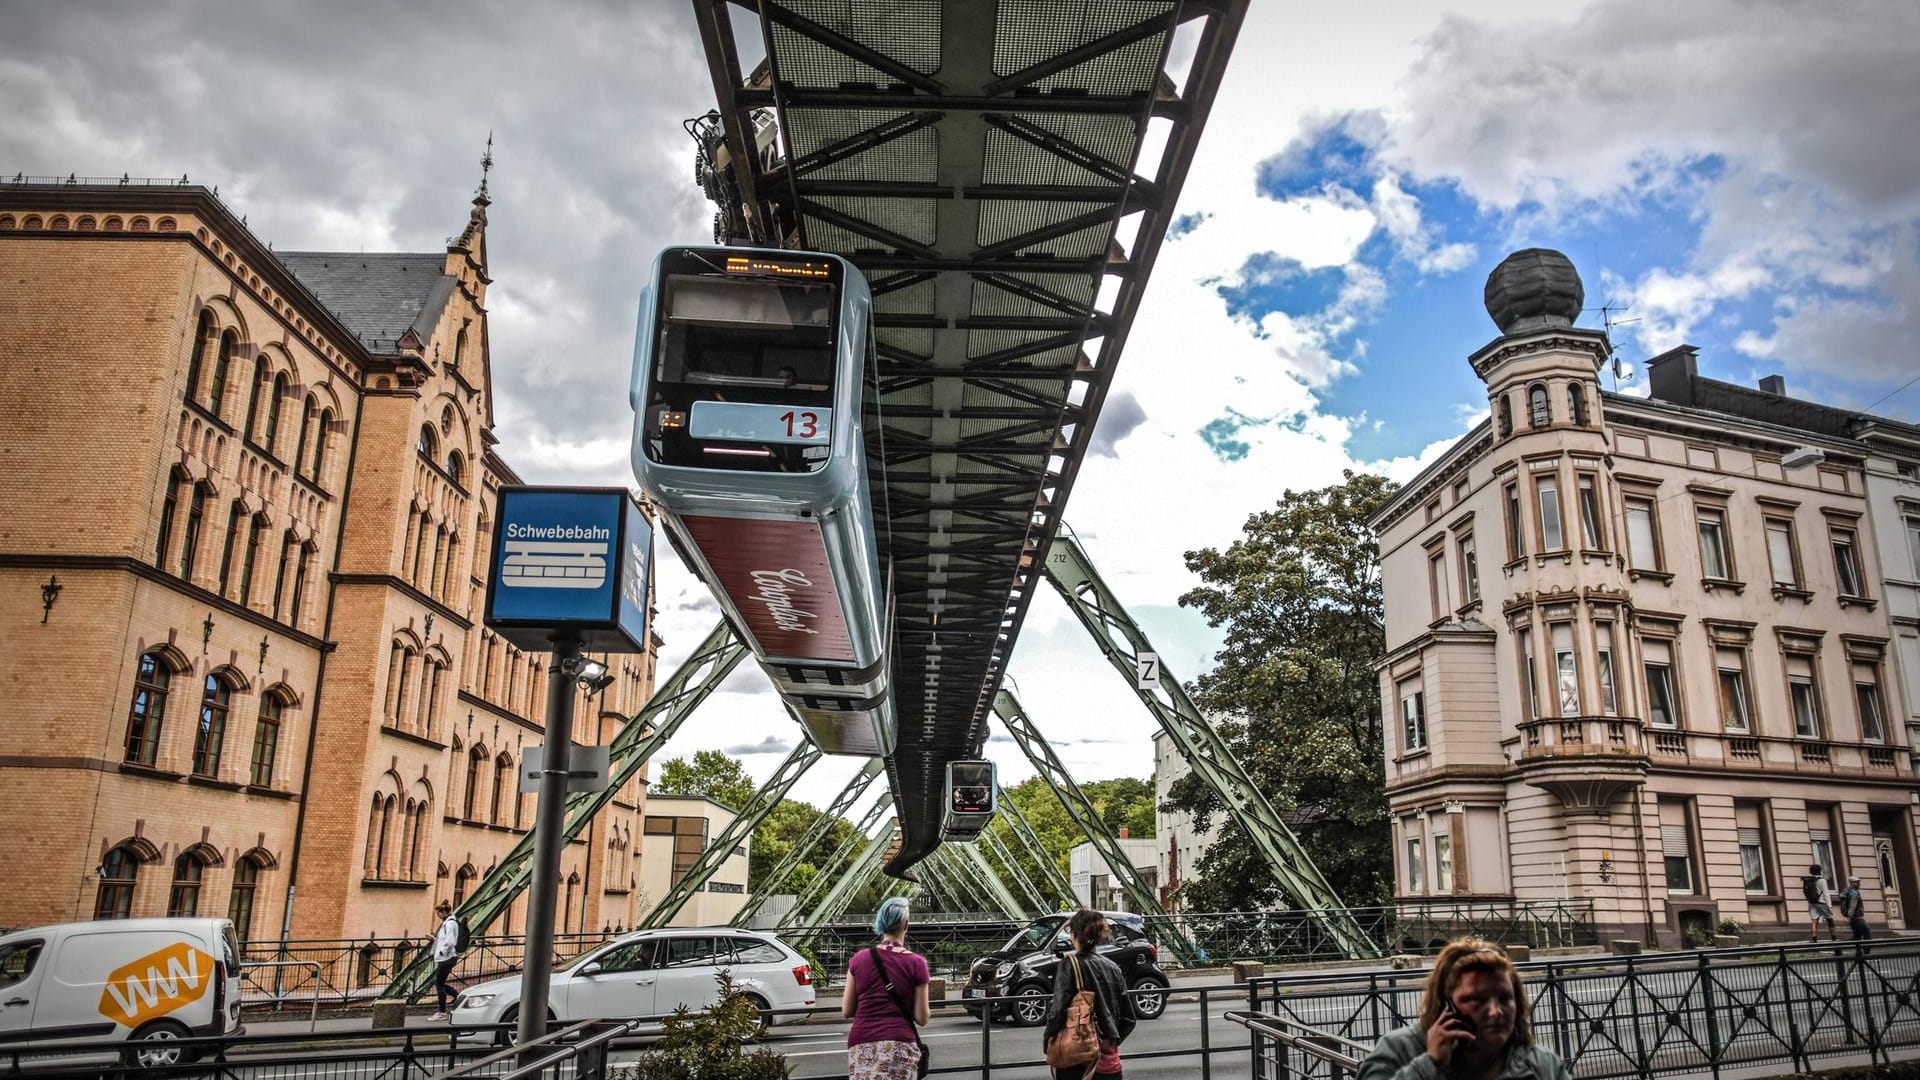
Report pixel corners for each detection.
[734,758,886,925]
[981,826,1049,915]
[918,848,975,911]
[958,840,1031,919]
[1000,789,1076,908]
[930,847,992,914]
[794,819,898,933]
[386,621,749,999]
[1042,534,1378,958]
[794,793,892,917]
[994,690,1199,962]
[640,736,822,929]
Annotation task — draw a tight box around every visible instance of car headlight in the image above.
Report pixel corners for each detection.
[994,963,1013,980]
[456,993,496,1010]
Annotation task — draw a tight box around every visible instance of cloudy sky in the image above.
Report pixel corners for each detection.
[7,1,1918,814]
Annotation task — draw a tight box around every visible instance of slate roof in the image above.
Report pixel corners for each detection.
[1642,345,1920,446]
[276,251,456,354]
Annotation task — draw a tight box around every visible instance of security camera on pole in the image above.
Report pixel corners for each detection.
[483,486,652,1062]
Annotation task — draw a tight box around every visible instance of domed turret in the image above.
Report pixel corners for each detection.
[1484,248,1583,335]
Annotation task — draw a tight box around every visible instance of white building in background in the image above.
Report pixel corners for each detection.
[1152,729,1220,910]
[639,794,751,927]
[1070,837,1158,912]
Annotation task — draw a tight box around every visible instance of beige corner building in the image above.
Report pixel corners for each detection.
[1374,248,1920,945]
[0,179,658,948]
[639,795,750,928]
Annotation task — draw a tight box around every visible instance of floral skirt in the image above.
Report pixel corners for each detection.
[849,1039,921,1080]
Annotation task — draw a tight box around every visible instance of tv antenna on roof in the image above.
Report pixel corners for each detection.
[1591,300,1641,388]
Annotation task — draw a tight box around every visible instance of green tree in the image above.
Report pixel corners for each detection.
[653,749,757,811]
[1167,470,1397,910]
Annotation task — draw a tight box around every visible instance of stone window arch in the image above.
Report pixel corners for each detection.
[229,850,268,946]
[1528,383,1551,428]
[1569,382,1589,426]
[185,309,216,405]
[191,668,242,778]
[95,842,150,919]
[491,752,513,824]
[245,358,270,443]
[125,648,185,766]
[251,686,291,787]
[263,372,290,453]
[210,330,238,419]
[464,744,488,820]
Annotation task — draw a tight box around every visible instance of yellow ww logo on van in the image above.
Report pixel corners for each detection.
[97,942,214,1028]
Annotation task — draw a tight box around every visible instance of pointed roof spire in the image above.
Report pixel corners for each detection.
[450,132,493,271]
[476,130,493,207]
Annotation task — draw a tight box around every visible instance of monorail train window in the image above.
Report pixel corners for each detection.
[643,249,844,472]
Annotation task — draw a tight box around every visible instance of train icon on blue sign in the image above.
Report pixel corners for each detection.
[500,540,608,590]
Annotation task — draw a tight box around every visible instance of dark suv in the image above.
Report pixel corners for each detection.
[962,911,1170,1026]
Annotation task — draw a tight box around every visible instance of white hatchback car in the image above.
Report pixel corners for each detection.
[452,928,815,1042]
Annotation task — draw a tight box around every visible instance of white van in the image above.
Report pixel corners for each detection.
[0,917,243,1067]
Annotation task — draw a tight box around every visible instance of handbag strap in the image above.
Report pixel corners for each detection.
[1069,951,1084,992]
[867,944,919,1029]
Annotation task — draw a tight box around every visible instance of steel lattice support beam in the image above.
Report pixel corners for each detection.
[931,847,995,914]
[994,690,1198,962]
[981,826,1049,915]
[918,849,977,912]
[793,820,899,934]
[1041,534,1380,959]
[958,839,1032,919]
[640,736,823,929]
[793,793,892,918]
[735,758,886,925]
[1000,788,1076,909]
[386,622,749,999]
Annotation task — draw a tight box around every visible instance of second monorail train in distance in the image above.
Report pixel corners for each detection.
[628,245,894,756]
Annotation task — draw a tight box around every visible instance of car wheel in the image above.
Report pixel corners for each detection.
[1010,984,1050,1027]
[495,1005,558,1047]
[1130,977,1169,1020]
[125,1019,193,1067]
[738,993,772,1038]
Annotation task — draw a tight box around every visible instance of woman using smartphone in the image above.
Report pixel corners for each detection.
[1357,938,1568,1079]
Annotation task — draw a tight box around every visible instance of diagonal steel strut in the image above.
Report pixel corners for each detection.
[999,785,1076,909]
[980,826,1048,916]
[735,758,886,925]
[793,792,892,918]
[385,621,748,1000]
[792,819,899,934]
[640,734,823,929]
[1042,534,1379,958]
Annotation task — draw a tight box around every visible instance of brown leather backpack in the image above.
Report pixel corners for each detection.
[1045,953,1100,1068]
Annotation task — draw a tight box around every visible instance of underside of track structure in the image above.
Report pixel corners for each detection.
[691,0,1248,874]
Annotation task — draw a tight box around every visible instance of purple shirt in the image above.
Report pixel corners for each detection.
[847,944,929,1046]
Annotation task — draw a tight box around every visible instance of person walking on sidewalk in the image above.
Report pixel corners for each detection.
[430,900,462,1021]
[1803,866,1838,942]
[1838,875,1872,940]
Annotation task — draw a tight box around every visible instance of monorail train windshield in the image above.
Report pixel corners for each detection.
[640,250,842,473]
[943,760,996,840]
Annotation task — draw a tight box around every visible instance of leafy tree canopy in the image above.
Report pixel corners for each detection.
[1166,469,1397,911]
[653,749,757,811]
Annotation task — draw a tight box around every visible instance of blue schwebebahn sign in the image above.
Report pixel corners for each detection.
[484,486,652,653]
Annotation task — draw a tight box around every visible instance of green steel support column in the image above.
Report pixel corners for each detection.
[981,826,1048,915]
[793,820,898,933]
[793,793,892,918]
[994,690,1198,962]
[819,855,888,926]
[387,622,748,999]
[1042,534,1380,959]
[958,840,1031,919]
[1000,790,1076,908]
[939,845,1009,919]
[735,758,885,925]
[639,736,823,929]
[925,847,985,913]
[917,849,974,912]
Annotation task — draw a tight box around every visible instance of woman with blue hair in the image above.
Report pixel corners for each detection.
[843,895,931,1078]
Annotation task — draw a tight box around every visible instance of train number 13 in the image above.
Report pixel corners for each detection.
[779,410,821,438]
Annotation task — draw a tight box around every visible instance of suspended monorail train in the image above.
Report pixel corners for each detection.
[942,759,997,841]
[628,246,894,756]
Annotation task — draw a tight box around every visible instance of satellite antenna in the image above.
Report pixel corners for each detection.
[1596,300,1641,388]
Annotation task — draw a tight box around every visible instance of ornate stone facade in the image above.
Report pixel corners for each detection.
[0,181,658,946]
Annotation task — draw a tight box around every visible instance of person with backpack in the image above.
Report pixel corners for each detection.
[429,900,464,1021]
[1043,909,1137,1079]
[843,896,931,1080]
[1802,865,1838,942]
[1838,875,1872,940]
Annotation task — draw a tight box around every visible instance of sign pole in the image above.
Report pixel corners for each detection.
[516,631,582,1061]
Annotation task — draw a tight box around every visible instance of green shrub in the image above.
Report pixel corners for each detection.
[626,971,790,1080]
[1684,925,1716,949]
[1716,917,1746,936]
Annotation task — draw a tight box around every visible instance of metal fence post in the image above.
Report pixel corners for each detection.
[1854,940,1884,1063]
[1698,948,1723,1080]
[1781,947,1808,1073]
[981,993,993,1080]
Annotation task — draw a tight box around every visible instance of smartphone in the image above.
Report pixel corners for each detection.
[1444,998,1477,1035]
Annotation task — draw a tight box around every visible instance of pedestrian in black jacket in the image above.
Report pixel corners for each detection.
[1043,909,1137,1078]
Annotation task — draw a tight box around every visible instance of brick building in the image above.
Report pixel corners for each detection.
[0,179,659,947]
[1372,248,1920,946]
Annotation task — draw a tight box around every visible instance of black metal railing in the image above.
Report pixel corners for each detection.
[0,1024,517,1079]
[1246,937,1920,1078]
[1147,900,1598,966]
[237,930,619,1007]
[1228,1010,1367,1079]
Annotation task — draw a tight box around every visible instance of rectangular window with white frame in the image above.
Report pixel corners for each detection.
[1697,505,1732,580]
[1518,627,1540,720]
[1536,474,1565,552]
[1406,835,1426,896]
[1644,639,1680,729]
[1717,647,1752,733]
[1625,495,1662,572]
[1595,623,1619,716]
[1551,622,1581,716]
[1577,473,1605,550]
[1434,832,1455,893]
[1400,681,1427,753]
[1766,517,1802,588]
[1787,653,1823,738]
[1907,515,1920,580]
[1855,661,1887,743]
